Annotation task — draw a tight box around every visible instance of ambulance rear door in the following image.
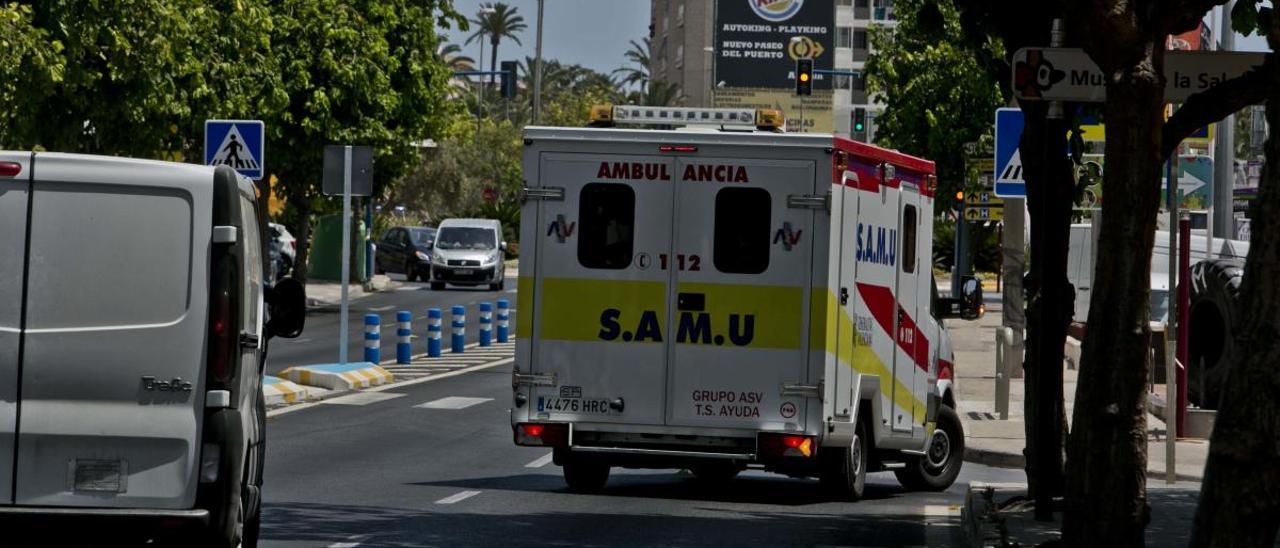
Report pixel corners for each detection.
[528,152,675,426]
[665,154,818,430]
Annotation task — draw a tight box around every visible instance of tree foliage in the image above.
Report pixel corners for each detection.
[864,0,1005,201]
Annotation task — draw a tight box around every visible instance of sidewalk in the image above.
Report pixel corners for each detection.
[944,296,1210,481]
[304,274,400,309]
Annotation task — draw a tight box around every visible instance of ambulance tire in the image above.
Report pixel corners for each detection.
[563,460,610,492]
[819,418,868,501]
[895,405,964,492]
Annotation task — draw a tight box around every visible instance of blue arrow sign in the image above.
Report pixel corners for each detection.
[205,120,265,180]
[994,108,1024,198]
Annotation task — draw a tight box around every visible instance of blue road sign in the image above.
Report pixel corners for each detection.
[994,108,1024,198]
[205,120,265,180]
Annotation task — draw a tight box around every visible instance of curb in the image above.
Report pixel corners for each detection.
[278,362,394,390]
[262,375,310,406]
[963,445,1203,482]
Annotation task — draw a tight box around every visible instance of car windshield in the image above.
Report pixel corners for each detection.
[435,227,495,250]
[409,228,436,245]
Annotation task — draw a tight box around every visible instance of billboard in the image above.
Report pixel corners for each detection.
[714,88,833,133]
[714,0,835,89]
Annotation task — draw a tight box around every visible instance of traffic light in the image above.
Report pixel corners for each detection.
[500,60,517,99]
[795,58,813,96]
[851,106,868,142]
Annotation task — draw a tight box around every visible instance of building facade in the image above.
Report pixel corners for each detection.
[650,0,715,107]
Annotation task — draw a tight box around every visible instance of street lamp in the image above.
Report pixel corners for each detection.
[533,0,545,124]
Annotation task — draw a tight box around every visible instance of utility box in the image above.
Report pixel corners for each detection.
[309,214,368,282]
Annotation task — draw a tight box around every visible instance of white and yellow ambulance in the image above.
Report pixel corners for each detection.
[511,105,983,499]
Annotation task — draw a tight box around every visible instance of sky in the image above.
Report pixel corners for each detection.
[441,0,651,77]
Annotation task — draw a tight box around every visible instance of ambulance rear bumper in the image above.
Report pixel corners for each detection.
[570,446,755,461]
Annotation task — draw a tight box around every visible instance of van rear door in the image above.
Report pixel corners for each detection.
[0,152,33,504]
[665,156,817,429]
[528,153,675,426]
[13,155,211,508]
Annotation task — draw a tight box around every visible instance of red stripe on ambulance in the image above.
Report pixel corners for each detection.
[855,283,931,372]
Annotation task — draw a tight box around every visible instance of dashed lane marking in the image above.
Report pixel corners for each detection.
[417,396,493,410]
[320,391,406,406]
[435,490,482,504]
[525,452,554,468]
[328,534,367,548]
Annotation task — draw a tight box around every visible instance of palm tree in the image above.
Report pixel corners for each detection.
[435,41,475,72]
[465,3,526,90]
[612,38,651,92]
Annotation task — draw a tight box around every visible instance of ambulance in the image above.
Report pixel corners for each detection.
[511,105,983,499]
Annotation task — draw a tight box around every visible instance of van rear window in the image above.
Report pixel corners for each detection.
[577,183,635,269]
[713,187,771,274]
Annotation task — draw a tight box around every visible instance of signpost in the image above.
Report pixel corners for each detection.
[322,145,374,365]
[966,191,1005,222]
[204,120,265,180]
[994,108,1025,198]
[1013,48,1265,103]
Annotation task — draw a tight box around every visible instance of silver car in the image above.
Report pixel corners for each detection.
[430,218,507,291]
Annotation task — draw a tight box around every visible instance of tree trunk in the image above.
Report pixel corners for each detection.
[1019,100,1073,519]
[1063,47,1166,547]
[1189,20,1280,546]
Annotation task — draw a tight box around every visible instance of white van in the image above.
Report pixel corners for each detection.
[0,152,305,546]
[430,218,507,291]
[511,106,982,499]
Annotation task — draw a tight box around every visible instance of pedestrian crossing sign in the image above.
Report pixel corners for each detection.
[204,120,265,180]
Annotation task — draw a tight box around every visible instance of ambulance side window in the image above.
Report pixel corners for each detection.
[902,205,917,274]
[577,183,635,269]
[713,187,771,274]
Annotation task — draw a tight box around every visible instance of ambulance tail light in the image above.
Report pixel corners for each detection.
[516,422,569,447]
[659,145,698,153]
[759,433,815,459]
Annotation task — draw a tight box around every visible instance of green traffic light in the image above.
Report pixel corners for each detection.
[854,123,864,131]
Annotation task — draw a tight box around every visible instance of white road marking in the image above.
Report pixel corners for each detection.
[289,338,312,344]
[416,396,493,410]
[269,358,514,418]
[328,534,367,548]
[369,305,395,312]
[320,392,406,406]
[923,504,961,517]
[525,452,554,468]
[435,490,481,504]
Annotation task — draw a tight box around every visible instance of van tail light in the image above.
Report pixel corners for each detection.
[759,433,815,459]
[207,254,238,386]
[0,162,21,177]
[515,422,569,446]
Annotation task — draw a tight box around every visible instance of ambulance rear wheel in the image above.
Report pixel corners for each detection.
[563,460,610,492]
[895,405,964,491]
[819,418,867,501]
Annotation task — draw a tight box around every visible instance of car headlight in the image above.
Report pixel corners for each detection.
[485,253,500,265]
[432,254,446,265]
[416,251,429,261]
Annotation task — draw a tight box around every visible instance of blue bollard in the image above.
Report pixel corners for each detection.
[479,302,493,347]
[496,299,510,343]
[396,311,412,364]
[364,314,380,364]
[451,305,466,353]
[426,308,442,357]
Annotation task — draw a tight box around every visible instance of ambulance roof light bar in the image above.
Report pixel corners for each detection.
[590,104,786,131]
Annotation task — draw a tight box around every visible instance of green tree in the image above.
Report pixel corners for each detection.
[864,0,1004,204]
[612,37,650,91]
[263,0,464,282]
[466,2,525,90]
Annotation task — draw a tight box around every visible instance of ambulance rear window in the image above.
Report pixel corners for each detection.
[578,183,635,269]
[713,187,770,274]
[902,205,917,274]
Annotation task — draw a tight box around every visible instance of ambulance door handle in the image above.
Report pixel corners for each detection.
[678,292,706,312]
[839,287,848,306]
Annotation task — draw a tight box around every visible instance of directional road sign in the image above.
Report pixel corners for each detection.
[1013,48,1265,103]
[205,120,265,180]
[965,206,1004,222]
[994,108,1024,198]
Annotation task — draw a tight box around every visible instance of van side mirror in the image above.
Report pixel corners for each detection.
[499,241,508,251]
[266,278,306,339]
[939,276,984,320]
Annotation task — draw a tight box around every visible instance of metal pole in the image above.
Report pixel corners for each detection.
[533,0,544,124]
[339,145,353,365]
[1165,157,1178,484]
[1177,213,1192,438]
[1213,1,1237,239]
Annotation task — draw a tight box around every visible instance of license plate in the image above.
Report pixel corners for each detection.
[456,269,473,275]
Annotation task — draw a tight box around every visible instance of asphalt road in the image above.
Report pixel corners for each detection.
[265,275,519,376]
[258,360,1026,548]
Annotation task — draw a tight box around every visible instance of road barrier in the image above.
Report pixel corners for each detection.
[396,311,412,364]
[279,362,394,390]
[427,308,443,357]
[451,305,466,353]
[262,375,310,405]
[364,314,380,364]
[479,302,493,347]
[497,299,510,343]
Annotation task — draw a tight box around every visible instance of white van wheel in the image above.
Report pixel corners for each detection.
[894,405,964,491]
[819,418,868,501]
